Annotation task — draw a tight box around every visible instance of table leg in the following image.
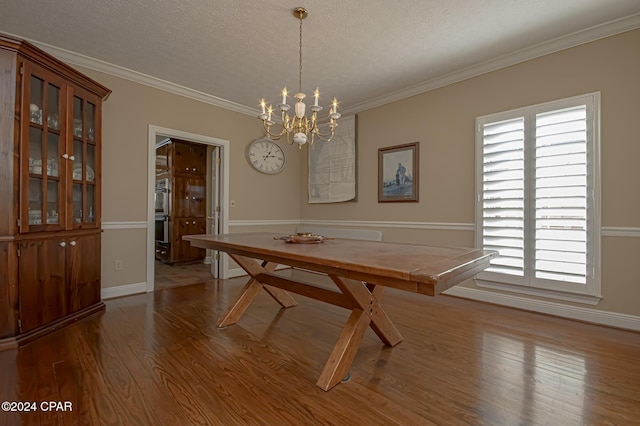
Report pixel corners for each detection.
[316,308,370,391]
[262,284,297,309]
[216,255,297,328]
[365,284,403,347]
[315,276,403,391]
[216,278,264,328]
[217,257,403,391]
[332,277,403,347]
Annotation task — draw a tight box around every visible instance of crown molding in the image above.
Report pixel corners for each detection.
[12,34,258,117]
[7,13,639,118]
[343,13,640,115]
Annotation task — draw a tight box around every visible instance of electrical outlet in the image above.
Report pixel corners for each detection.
[114,259,124,271]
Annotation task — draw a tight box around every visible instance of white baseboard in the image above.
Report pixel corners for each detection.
[227,268,247,279]
[102,282,147,300]
[100,264,283,299]
[444,286,640,331]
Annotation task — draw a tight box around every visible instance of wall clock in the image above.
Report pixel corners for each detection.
[247,138,286,174]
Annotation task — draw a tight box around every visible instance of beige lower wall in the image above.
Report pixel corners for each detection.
[600,236,640,315]
[101,228,147,289]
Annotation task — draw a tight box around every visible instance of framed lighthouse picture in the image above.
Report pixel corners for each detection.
[378,142,419,202]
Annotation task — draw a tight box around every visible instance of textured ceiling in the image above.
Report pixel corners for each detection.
[1,0,639,115]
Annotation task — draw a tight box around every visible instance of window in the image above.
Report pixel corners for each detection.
[475,93,601,304]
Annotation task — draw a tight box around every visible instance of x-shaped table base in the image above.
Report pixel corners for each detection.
[217,254,403,391]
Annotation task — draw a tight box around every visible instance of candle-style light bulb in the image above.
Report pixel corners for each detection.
[282,87,288,105]
[332,98,338,114]
[267,105,273,121]
[313,88,320,107]
[260,99,266,114]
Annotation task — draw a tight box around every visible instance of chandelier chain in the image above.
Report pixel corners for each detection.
[298,14,303,94]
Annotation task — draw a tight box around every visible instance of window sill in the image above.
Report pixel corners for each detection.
[474,278,602,305]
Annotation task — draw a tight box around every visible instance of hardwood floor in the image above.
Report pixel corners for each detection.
[154,260,214,291]
[1,271,639,425]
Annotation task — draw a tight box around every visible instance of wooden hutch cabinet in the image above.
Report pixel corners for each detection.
[155,140,206,264]
[0,33,111,349]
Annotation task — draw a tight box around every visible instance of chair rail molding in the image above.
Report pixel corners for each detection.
[230,220,640,236]
[102,221,149,230]
[229,219,301,227]
[301,219,475,231]
[602,226,640,238]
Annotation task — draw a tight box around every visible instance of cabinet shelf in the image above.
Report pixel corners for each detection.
[29,123,61,135]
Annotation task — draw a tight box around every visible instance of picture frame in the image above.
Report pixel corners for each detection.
[378,142,419,202]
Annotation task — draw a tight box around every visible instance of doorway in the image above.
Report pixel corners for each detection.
[146,125,230,292]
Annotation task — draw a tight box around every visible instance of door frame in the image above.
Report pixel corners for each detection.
[209,145,222,278]
[146,125,230,292]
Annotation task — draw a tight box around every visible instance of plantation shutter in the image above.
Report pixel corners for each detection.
[534,106,588,284]
[476,93,600,301]
[481,117,525,277]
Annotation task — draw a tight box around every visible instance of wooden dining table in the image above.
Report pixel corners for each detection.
[184,232,498,391]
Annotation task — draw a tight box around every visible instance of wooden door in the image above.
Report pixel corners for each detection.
[173,177,206,218]
[168,141,207,263]
[67,233,100,312]
[188,178,206,217]
[170,218,206,263]
[18,238,67,332]
[188,218,207,259]
[68,86,102,230]
[172,142,190,175]
[19,60,103,234]
[173,141,206,176]
[0,242,18,338]
[20,61,68,234]
[189,143,206,176]
[172,177,189,218]
[172,218,191,262]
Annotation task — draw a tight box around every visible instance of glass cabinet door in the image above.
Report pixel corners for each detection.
[71,94,98,227]
[24,68,65,231]
[20,61,102,233]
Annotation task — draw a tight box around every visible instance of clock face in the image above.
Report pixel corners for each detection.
[247,138,286,174]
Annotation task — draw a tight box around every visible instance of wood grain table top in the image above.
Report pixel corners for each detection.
[185,232,498,296]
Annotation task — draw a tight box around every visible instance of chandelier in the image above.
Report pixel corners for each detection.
[258,7,340,149]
